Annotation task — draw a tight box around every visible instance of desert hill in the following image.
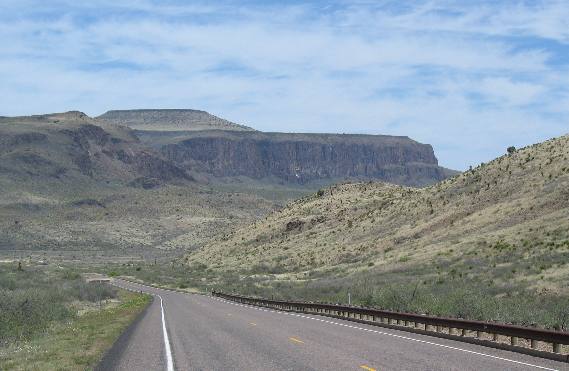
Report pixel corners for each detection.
[0,112,275,251]
[187,133,569,295]
[0,111,189,185]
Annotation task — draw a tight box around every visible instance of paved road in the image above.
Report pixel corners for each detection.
[100,279,569,371]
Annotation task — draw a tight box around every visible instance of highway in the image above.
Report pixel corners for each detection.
[98,279,569,371]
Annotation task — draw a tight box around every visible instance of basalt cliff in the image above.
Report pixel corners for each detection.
[136,129,454,187]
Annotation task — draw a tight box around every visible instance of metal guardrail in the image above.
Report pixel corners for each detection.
[212,291,569,361]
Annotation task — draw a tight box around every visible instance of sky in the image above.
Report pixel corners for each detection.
[1,1,568,170]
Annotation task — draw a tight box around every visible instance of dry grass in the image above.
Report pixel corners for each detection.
[187,133,569,296]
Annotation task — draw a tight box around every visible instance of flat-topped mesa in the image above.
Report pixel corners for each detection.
[97,109,255,132]
[139,130,454,187]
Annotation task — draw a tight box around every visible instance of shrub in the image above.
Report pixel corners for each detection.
[0,287,72,346]
[0,265,117,347]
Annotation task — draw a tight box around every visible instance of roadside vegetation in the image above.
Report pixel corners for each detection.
[104,260,569,332]
[0,262,150,370]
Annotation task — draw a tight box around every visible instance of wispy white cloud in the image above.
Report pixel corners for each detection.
[0,0,568,170]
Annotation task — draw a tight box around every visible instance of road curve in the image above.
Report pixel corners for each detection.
[101,279,569,371]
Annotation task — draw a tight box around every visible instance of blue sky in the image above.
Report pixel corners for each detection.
[1,0,568,170]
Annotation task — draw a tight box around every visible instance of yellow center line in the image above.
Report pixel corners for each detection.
[289,337,304,344]
[360,365,376,371]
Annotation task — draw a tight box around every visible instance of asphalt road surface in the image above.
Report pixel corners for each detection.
[98,279,569,371]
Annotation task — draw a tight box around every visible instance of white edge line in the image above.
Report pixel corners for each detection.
[159,295,175,371]
[110,281,175,371]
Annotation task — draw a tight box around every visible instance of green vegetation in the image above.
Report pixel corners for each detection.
[0,263,150,370]
[0,264,116,346]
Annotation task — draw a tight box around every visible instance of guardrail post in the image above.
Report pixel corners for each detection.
[449,328,455,335]
[492,333,498,341]
[436,325,441,332]
[461,329,466,337]
[510,337,517,346]
[552,343,560,353]
[530,339,537,349]
[476,331,481,338]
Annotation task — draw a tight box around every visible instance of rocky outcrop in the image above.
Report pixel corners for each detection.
[151,131,452,186]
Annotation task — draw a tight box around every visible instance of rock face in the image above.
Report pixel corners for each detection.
[140,130,452,186]
[97,109,255,132]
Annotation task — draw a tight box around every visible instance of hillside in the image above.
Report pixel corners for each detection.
[137,130,456,186]
[187,133,569,297]
[97,109,255,132]
[0,111,190,185]
[0,112,276,251]
[0,108,455,253]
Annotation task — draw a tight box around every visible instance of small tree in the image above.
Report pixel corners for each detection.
[507,146,516,155]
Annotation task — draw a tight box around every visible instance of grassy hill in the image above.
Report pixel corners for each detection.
[185,133,569,328]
